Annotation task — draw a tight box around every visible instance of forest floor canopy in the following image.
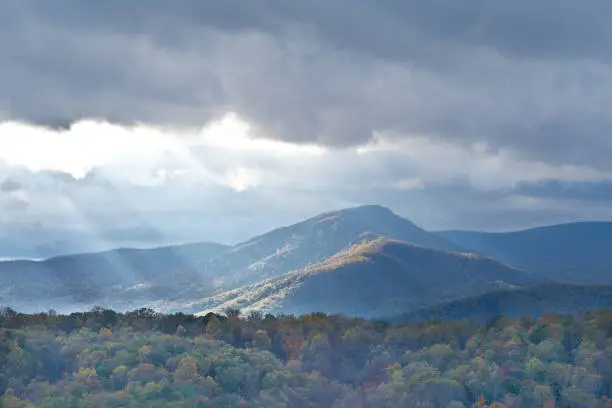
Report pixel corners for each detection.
[2,307,612,408]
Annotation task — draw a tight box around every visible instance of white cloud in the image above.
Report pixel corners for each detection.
[1,112,612,250]
[355,133,612,190]
[193,113,326,156]
[4,1,612,171]
[2,1,612,255]
[222,167,263,192]
[0,113,331,191]
[0,120,189,181]
[2,114,612,197]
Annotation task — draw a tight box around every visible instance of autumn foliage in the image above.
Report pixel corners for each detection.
[2,306,612,407]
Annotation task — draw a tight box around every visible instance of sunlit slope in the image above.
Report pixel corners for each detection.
[190,238,546,318]
[196,204,460,290]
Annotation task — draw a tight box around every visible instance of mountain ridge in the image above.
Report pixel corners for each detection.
[3,204,612,320]
[0,241,230,313]
[0,204,461,314]
[186,237,546,318]
[194,204,460,291]
[437,221,612,283]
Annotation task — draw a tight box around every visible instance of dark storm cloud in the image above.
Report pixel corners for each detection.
[32,1,609,61]
[2,0,612,168]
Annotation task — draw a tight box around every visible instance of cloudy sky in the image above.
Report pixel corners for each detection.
[1,0,612,255]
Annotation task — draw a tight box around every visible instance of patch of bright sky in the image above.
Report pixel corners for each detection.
[2,113,612,193]
[192,113,327,156]
[0,113,326,189]
[0,113,324,191]
[0,120,189,179]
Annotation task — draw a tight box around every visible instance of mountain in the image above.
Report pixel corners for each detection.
[0,205,461,314]
[12,205,607,320]
[393,283,612,323]
[0,241,229,313]
[184,238,546,319]
[437,222,612,284]
[196,205,460,291]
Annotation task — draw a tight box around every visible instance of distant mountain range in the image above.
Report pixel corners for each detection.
[1,205,611,321]
[0,242,228,313]
[437,222,612,283]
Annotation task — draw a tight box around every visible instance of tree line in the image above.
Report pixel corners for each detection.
[2,305,612,407]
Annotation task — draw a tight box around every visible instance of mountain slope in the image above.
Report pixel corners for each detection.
[197,205,460,290]
[392,283,612,323]
[186,238,546,318]
[0,205,459,314]
[0,241,229,313]
[437,222,612,284]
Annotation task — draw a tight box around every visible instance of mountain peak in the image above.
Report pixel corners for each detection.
[337,204,396,217]
[303,204,457,252]
[346,204,394,214]
[316,204,402,224]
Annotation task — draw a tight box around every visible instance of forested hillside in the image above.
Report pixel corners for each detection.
[394,283,612,323]
[2,306,612,407]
